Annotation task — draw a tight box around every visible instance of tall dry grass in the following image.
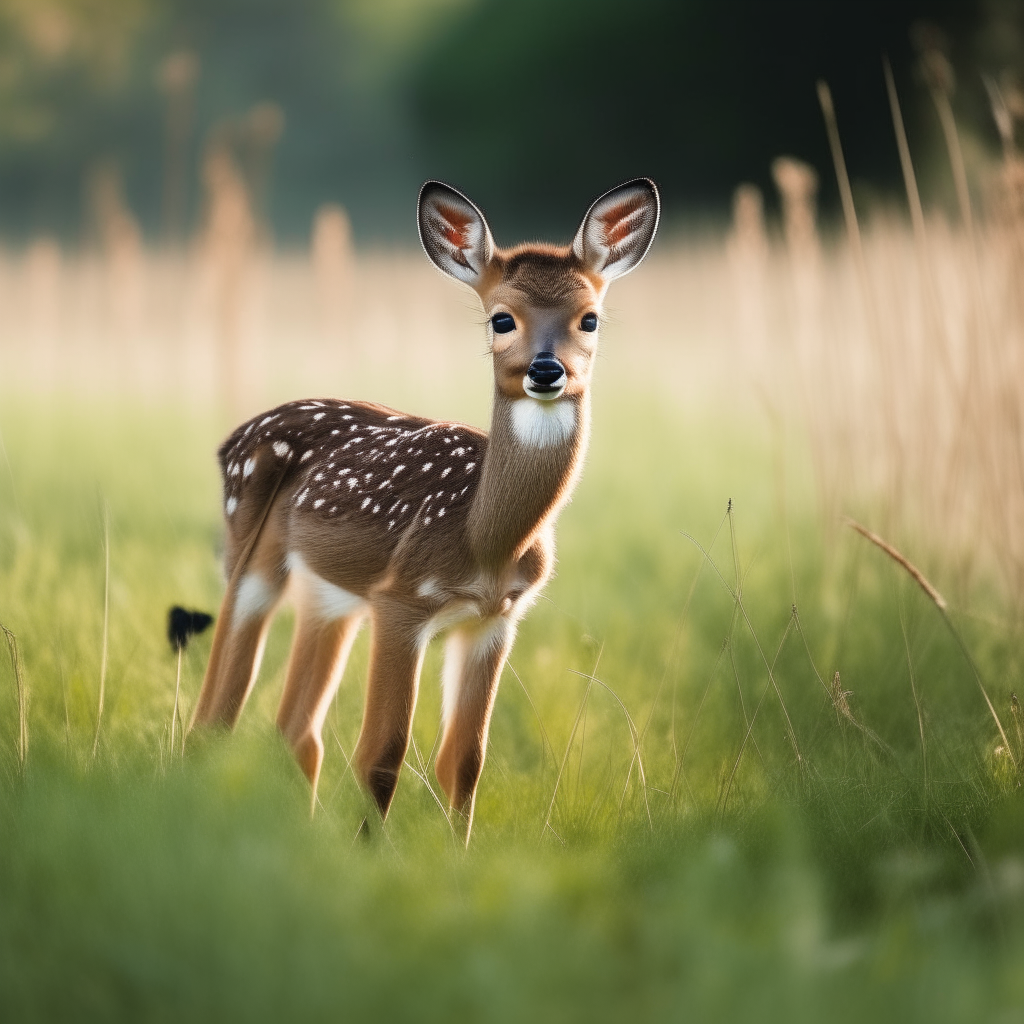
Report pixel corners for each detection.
[1,109,1022,604]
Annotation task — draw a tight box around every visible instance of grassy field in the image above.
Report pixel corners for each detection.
[2,155,1024,1022]
[1,368,1022,1021]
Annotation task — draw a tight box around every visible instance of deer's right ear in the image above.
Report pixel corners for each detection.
[418,181,495,288]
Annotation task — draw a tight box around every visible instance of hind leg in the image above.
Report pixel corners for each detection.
[277,611,364,809]
[191,536,287,730]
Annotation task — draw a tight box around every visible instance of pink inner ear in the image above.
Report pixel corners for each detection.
[601,196,646,246]
[437,202,472,249]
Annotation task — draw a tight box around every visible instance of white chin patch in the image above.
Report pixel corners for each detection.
[511,397,575,448]
[522,374,567,401]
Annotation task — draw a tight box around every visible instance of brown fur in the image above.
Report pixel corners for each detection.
[189,179,658,844]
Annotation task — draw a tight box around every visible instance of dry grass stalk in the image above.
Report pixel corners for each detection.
[846,516,1016,768]
[830,670,855,722]
[2,622,28,770]
[157,50,200,243]
[201,138,256,422]
[312,202,353,345]
[241,102,285,240]
[88,162,145,380]
[844,517,947,610]
[817,80,901,509]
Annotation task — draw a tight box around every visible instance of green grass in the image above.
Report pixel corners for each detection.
[1,389,1023,1023]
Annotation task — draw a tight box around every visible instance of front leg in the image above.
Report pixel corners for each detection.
[354,597,427,819]
[435,615,517,844]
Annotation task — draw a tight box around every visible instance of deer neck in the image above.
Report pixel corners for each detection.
[468,389,591,567]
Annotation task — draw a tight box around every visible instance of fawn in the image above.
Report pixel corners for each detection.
[190,178,660,841]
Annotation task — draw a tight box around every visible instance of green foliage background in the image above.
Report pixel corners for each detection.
[0,0,1006,241]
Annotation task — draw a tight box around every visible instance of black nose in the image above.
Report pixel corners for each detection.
[527,351,566,391]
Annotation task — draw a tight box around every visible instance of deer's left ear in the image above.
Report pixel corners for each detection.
[418,181,495,288]
[572,178,660,282]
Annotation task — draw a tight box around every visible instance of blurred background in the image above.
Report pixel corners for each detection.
[4,6,1024,1019]
[0,0,1011,244]
[2,0,1022,590]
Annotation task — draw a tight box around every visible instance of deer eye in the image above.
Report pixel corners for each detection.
[491,313,516,334]
[580,312,598,332]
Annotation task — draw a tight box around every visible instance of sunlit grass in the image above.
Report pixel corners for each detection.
[1,385,1022,1022]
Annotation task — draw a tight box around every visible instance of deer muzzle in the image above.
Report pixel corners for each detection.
[523,351,567,401]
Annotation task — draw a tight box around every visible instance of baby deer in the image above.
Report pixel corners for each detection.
[190,178,659,841]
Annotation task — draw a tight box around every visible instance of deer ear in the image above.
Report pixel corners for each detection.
[572,178,660,282]
[418,181,495,288]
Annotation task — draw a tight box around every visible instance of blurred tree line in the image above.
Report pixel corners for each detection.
[0,0,1012,244]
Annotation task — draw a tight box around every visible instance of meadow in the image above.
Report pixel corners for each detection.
[1,169,1024,1021]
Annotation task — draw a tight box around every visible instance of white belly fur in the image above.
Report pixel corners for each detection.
[286,551,368,621]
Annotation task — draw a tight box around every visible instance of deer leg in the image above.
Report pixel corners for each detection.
[276,612,363,808]
[191,568,285,730]
[435,616,516,843]
[353,599,426,820]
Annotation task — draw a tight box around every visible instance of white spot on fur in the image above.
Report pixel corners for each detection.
[233,573,276,627]
[273,441,291,458]
[313,412,326,420]
[243,457,257,478]
[511,397,575,448]
[225,496,238,515]
[417,578,442,599]
[301,450,314,462]
[296,488,309,506]
[313,498,325,509]
[441,467,452,478]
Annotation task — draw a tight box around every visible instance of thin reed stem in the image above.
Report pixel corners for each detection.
[542,645,602,838]
[92,502,110,759]
[817,81,864,263]
[718,610,796,818]
[898,597,929,794]
[818,79,901,512]
[171,647,182,754]
[2,623,27,771]
[682,530,803,766]
[929,83,975,241]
